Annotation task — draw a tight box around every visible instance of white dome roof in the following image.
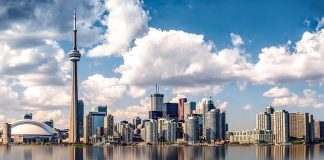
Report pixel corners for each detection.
[2,119,58,136]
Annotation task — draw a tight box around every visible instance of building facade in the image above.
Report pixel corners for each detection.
[77,100,84,138]
[274,110,290,144]
[184,116,199,143]
[230,130,274,144]
[104,114,114,138]
[163,103,179,121]
[145,119,158,144]
[178,98,187,121]
[184,102,196,121]
[256,112,271,130]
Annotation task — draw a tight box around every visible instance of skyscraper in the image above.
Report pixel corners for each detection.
[185,115,199,143]
[104,114,114,138]
[162,102,179,121]
[94,105,107,115]
[184,102,196,121]
[145,119,158,144]
[274,110,289,144]
[69,10,81,143]
[150,84,164,111]
[265,106,274,114]
[178,98,187,121]
[205,109,226,142]
[84,111,105,143]
[256,112,271,130]
[132,117,141,128]
[289,112,310,142]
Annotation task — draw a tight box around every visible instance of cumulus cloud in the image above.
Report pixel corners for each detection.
[33,110,69,128]
[116,28,252,88]
[217,101,229,110]
[88,0,149,57]
[253,29,324,84]
[263,86,291,97]
[81,74,127,106]
[316,17,324,31]
[112,97,150,120]
[270,89,324,108]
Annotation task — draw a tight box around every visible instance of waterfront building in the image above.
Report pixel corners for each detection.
[1,123,11,144]
[184,116,199,143]
[184,102,196,121]
[151,85,164,111]
[314,121,324,140]
[132,117,141,128]
[121,123,133,143]
[104,114,114,138]
[230,130,274,144]
[77,100,84,137]
[256,112,271,130]
[195,98,215,115]
[24,113,32,120]
[69,10,82,143]
[43,119,54,128]
[163,102,179,121]
[145,119,158,144]
[178,98,187,121]
[289,112,311,142]
[205,109,226,142]
[274,110,290,144]
[157,119,176,143]
[0,119,58,144]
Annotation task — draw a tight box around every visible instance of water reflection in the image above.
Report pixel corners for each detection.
[0,144,324,159]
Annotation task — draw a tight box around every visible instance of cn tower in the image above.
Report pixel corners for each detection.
[69,10,81,143]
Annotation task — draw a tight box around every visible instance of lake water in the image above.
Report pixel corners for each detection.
[0,144,324,160]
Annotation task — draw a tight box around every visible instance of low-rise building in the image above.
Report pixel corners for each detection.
[230,130,274,144]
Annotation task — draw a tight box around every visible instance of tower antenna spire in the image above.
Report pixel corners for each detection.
[73,9,77,50]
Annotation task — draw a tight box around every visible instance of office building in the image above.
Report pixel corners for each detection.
[230,130,274,144]
[195,98,215,115]
[274,110,289,144]
[2,123,11,144]
[69,10,82,143]
[121,123,133,143]
[256,112,271,130]
[157,119,176,143]
[185,115,199,143]
[184,102,196,121]
[163,102,179,121]
[145,119,158,144]
[205,109,226,142]
[314,121,324,140]
[84,111,105,143]
[178,98,187,121]
[132,117,141,128]
[289,112,311,142]
[94,105,107,115]
[150,85,164,111]
[24,113,32,120]
[77,100,84,137]
[149,111,163,120]
[104,114,114,137]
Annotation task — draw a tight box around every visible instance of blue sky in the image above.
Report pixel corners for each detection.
[0,0,324,130]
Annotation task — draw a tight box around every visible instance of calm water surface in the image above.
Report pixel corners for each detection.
[0,144,324,160]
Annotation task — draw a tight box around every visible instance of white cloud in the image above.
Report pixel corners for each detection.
[253,29,324,84]
[88,0,149,57]
[112,97,150,120]
[116,28,252,88]
[170,94,187,103]
[271,89,324,108]
[263,86,291,97]
[172,85,222,95]
[243,104,252,110]
[22,86,70,108]
[230,33,244,47]
[81,74,127,106]
[33,110,69,129]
